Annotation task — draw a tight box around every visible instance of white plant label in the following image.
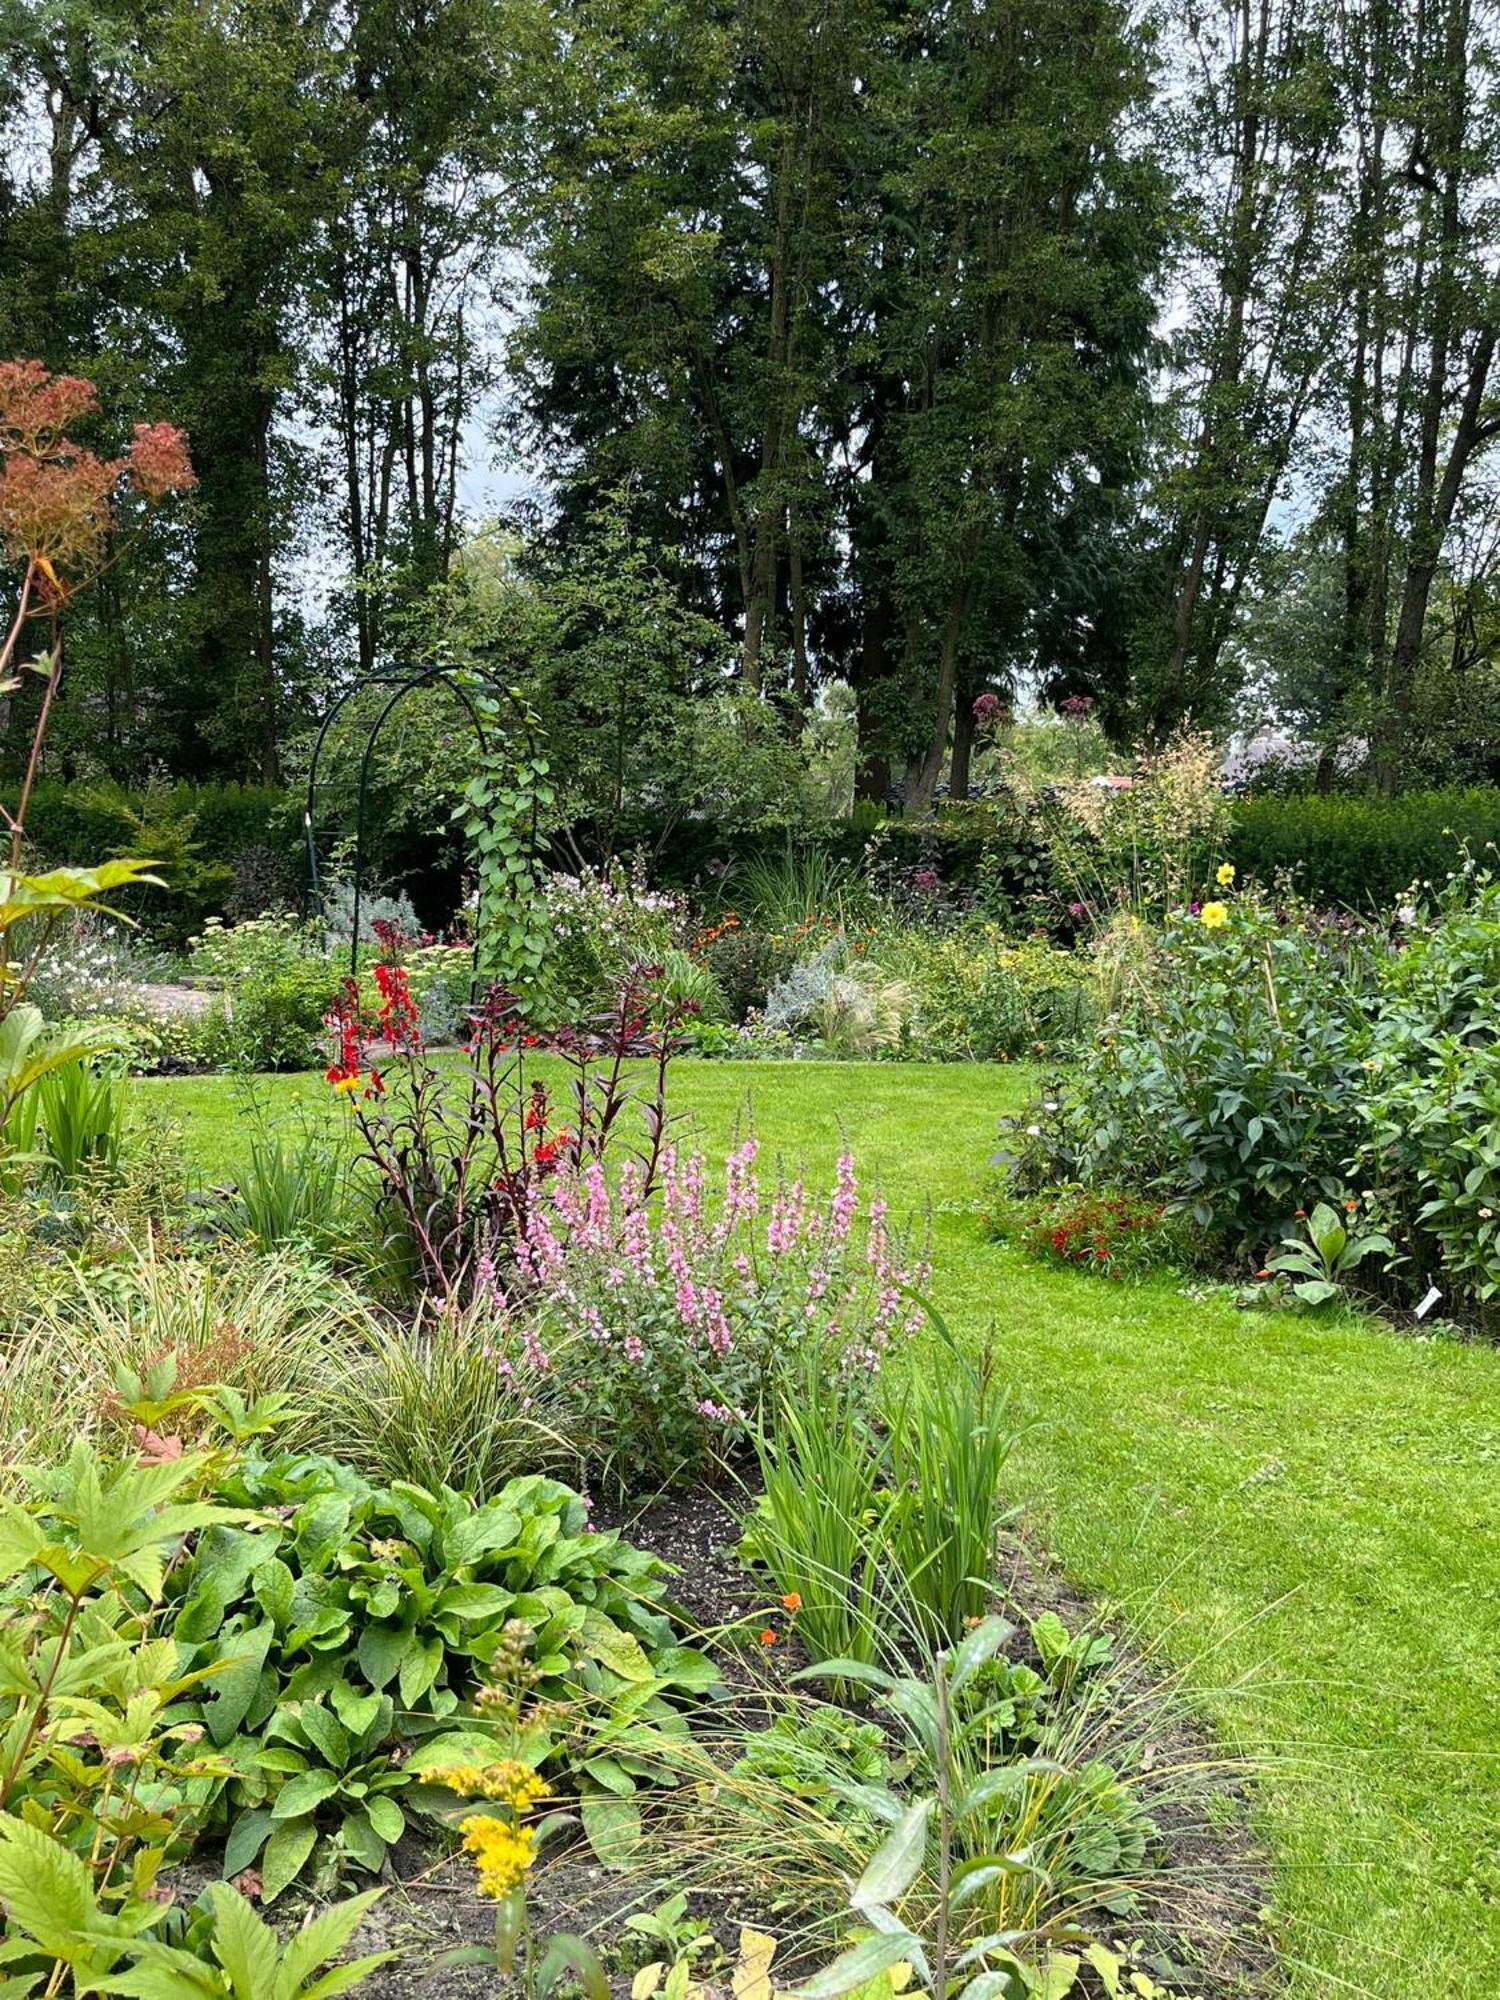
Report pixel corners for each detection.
[1415,1285,1443,1320]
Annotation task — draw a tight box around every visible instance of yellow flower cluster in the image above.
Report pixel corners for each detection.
[429,1760,548,1810]
[459,1813,538,1898]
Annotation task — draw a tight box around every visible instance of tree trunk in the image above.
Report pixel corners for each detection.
[949,693,976,801]
[852,589,897,801]
[1384,327,1498,758]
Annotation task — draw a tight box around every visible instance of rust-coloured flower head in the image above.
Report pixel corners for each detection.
[0,359,194,588]
[129,420,196,500]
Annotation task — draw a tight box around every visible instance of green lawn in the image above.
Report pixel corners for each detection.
[144,1061,1500,1999]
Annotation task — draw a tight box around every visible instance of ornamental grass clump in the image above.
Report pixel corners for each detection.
[742,1318,1016,1666]
[493,1138,927,1490]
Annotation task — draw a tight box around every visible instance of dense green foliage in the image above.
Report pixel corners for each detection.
[6,1,1499,798]
[29,774,1500,953]
[1230,788,1500,909]
[173,1453,709,1897]
[1006,865,1500,1323]
[23,780,299,937]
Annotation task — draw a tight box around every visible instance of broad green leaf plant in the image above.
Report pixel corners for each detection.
[169,1454,717,1898]
[0,1817,392,1998]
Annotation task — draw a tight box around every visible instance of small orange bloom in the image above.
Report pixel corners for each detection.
[781,1592,802,1613]
[758,1628,777,1647]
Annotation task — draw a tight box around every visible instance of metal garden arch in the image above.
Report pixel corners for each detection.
[302,662,539,975]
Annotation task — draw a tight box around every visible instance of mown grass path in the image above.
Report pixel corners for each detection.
[149,1061,1500,1997]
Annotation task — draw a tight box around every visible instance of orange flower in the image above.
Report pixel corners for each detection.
[781,1592,802,1613]
[758,1628,777,1647]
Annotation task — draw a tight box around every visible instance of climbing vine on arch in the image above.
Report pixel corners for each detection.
[458,679,555,1000]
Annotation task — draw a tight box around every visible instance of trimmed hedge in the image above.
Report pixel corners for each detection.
[24,780,297,869]
[1229,789,1500,911]
[22,776,1500,930]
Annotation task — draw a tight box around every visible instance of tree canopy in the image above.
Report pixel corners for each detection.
[3,0,1499,800]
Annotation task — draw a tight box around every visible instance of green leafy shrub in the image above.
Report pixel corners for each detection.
[880,926,1097,1060]
[1005,894,1375,1253]
[23,780,299,939]
[187,913,321,982]
[185,916,344,1071]
[168,1454,715,1896]
[94,787,235,946]
[1230,788,1500,912]
[1358,863,1500,1311]
[210,960,344,1072]
[1011,864,1500,1321]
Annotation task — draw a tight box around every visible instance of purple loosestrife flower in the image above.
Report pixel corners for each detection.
[515,1140,926,1482]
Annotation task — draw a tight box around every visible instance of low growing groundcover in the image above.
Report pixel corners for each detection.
[147,1060,1500,1999]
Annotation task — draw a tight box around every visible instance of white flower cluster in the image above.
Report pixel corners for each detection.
[27,915,151,1020]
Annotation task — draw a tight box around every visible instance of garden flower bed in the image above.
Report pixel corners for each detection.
[327,1494,1278,2000]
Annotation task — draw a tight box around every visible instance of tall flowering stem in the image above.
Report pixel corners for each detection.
[488,1136,930,1488]
[325,961,692,1303]
[0,363,192,1055]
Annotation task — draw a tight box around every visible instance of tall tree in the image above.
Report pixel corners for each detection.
[505,0,1165,804]
[852,0,1164,810]
[1129,0,1344,735]
[310,0,516,676]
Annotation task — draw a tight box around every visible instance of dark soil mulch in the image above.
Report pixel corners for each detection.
[325,1487,1279,1999]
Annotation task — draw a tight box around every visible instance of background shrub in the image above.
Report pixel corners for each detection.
[207,959,344,1071]
[1012,895,1377,1253]
[885,928,1097,1060]
[1229,789,1500,911]
[24,780,301,941]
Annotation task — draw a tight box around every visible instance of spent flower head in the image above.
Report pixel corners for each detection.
[0,360,193,583]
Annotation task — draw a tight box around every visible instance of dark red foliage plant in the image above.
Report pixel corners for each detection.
[324,962,693,1303]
